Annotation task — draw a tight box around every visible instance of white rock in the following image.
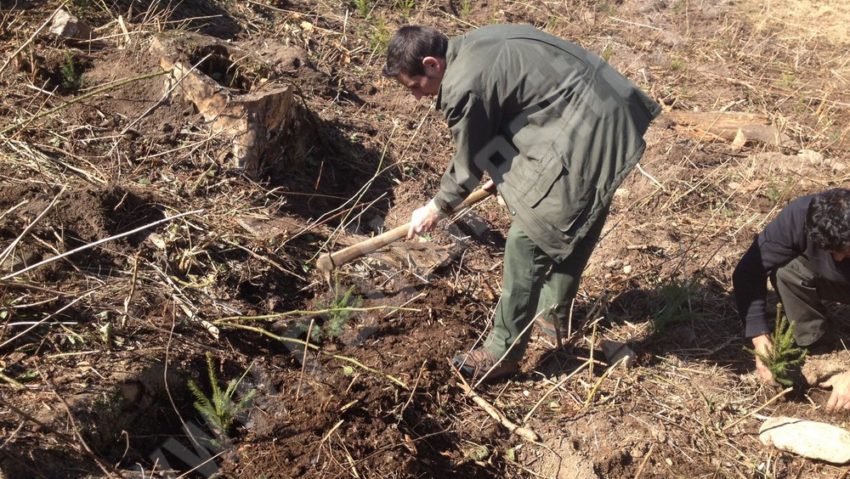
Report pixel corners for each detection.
[759,417,850,464]
[50,9,91,41]
[798,149,824,163]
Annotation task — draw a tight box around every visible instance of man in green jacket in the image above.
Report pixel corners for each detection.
[384,24,660,381]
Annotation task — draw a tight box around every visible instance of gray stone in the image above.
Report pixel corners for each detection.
[759,417,850,464]
[602,340,636,368]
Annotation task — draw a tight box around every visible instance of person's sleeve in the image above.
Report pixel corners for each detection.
[433,92,498,213]
[733,200,808,337]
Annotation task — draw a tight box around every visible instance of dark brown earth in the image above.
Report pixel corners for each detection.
[1,0,849,478]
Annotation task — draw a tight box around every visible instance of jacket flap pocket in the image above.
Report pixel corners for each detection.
[521,155,566,208]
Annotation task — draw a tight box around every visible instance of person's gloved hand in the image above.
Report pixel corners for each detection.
[407,200,444,240]
[824,371,850,413]
[751,334,777,385]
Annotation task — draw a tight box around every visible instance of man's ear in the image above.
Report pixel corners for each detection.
[422,56,443,74]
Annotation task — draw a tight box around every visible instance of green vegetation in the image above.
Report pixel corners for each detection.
[187,353,256,441]
[395,0,415,18]
[601,44,614,62]
[355,0,371,18]
[369,18,391,54]
[670,57,685,72]
[652,279,701,334]
[765,183,782,206]
[60,52,82,92]
[749,306,806,387]
[301,279,362,343]
[777,71,796,88]
[459,0,472,18]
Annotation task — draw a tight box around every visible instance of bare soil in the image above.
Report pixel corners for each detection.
[1,0,849,478]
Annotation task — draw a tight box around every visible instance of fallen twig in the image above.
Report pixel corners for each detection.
[0,288,97,350]
[2,209,202,280]
[296,318,315,399]
[722,387,793,432]
[449,360,540,443]
[634,443,656,479]
[217,322,408,389]
[212,305,417,325]
[1,70,169,136]
[47,379,123,478]
[0,4,65,76]
[523,362,589,424]
[584,357,625,408]
[0,185,65,268]
[0,370,25,390]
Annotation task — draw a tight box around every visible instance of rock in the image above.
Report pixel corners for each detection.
[759,417,850,464]
[602,340,636,368]
[798,149,824,163]
[50,9,92,41]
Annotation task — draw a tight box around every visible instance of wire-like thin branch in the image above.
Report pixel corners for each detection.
[450,360,540,443]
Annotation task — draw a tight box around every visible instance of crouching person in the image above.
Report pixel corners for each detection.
[733,188,850,412]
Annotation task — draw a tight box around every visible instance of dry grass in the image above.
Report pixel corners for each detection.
[0,0,849,477]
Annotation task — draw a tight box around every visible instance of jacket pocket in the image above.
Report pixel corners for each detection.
[526,159,590,234]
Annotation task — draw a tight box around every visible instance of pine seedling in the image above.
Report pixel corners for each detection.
[324,281,362,338]
[187,353,256,441]
[750,304,807,387]
[302,278,362,342]
[60,52,82,92]
[651,279,701,334]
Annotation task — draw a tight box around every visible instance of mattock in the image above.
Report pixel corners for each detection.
[315,181,496,278]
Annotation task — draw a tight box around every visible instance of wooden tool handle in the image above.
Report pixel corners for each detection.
[316,184,494,273]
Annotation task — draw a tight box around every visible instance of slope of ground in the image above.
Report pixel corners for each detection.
[0,0,849,478]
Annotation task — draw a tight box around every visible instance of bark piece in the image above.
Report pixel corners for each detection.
[759,416,850,464]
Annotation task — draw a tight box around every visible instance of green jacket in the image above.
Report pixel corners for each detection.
[434,24,660,261]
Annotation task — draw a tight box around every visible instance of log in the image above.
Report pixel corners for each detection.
[662,111,788,146]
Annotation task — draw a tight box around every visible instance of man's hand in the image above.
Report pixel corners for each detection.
[407,200,444,240]
[824,371,850,413]
[752,334,776,385]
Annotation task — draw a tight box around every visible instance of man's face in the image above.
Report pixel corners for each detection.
[395,56,444,100]
[396,72,441,100]
[830,249,850,262]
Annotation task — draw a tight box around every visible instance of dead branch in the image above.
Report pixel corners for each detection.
[0,70,168,136]
[0,185,65,269]
[723,387,793,432]
[0,4,65,76]
[449,360,540,443]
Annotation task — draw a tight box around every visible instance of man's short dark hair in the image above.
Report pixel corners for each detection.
[807,188,850,252]
[383,25,448,78]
